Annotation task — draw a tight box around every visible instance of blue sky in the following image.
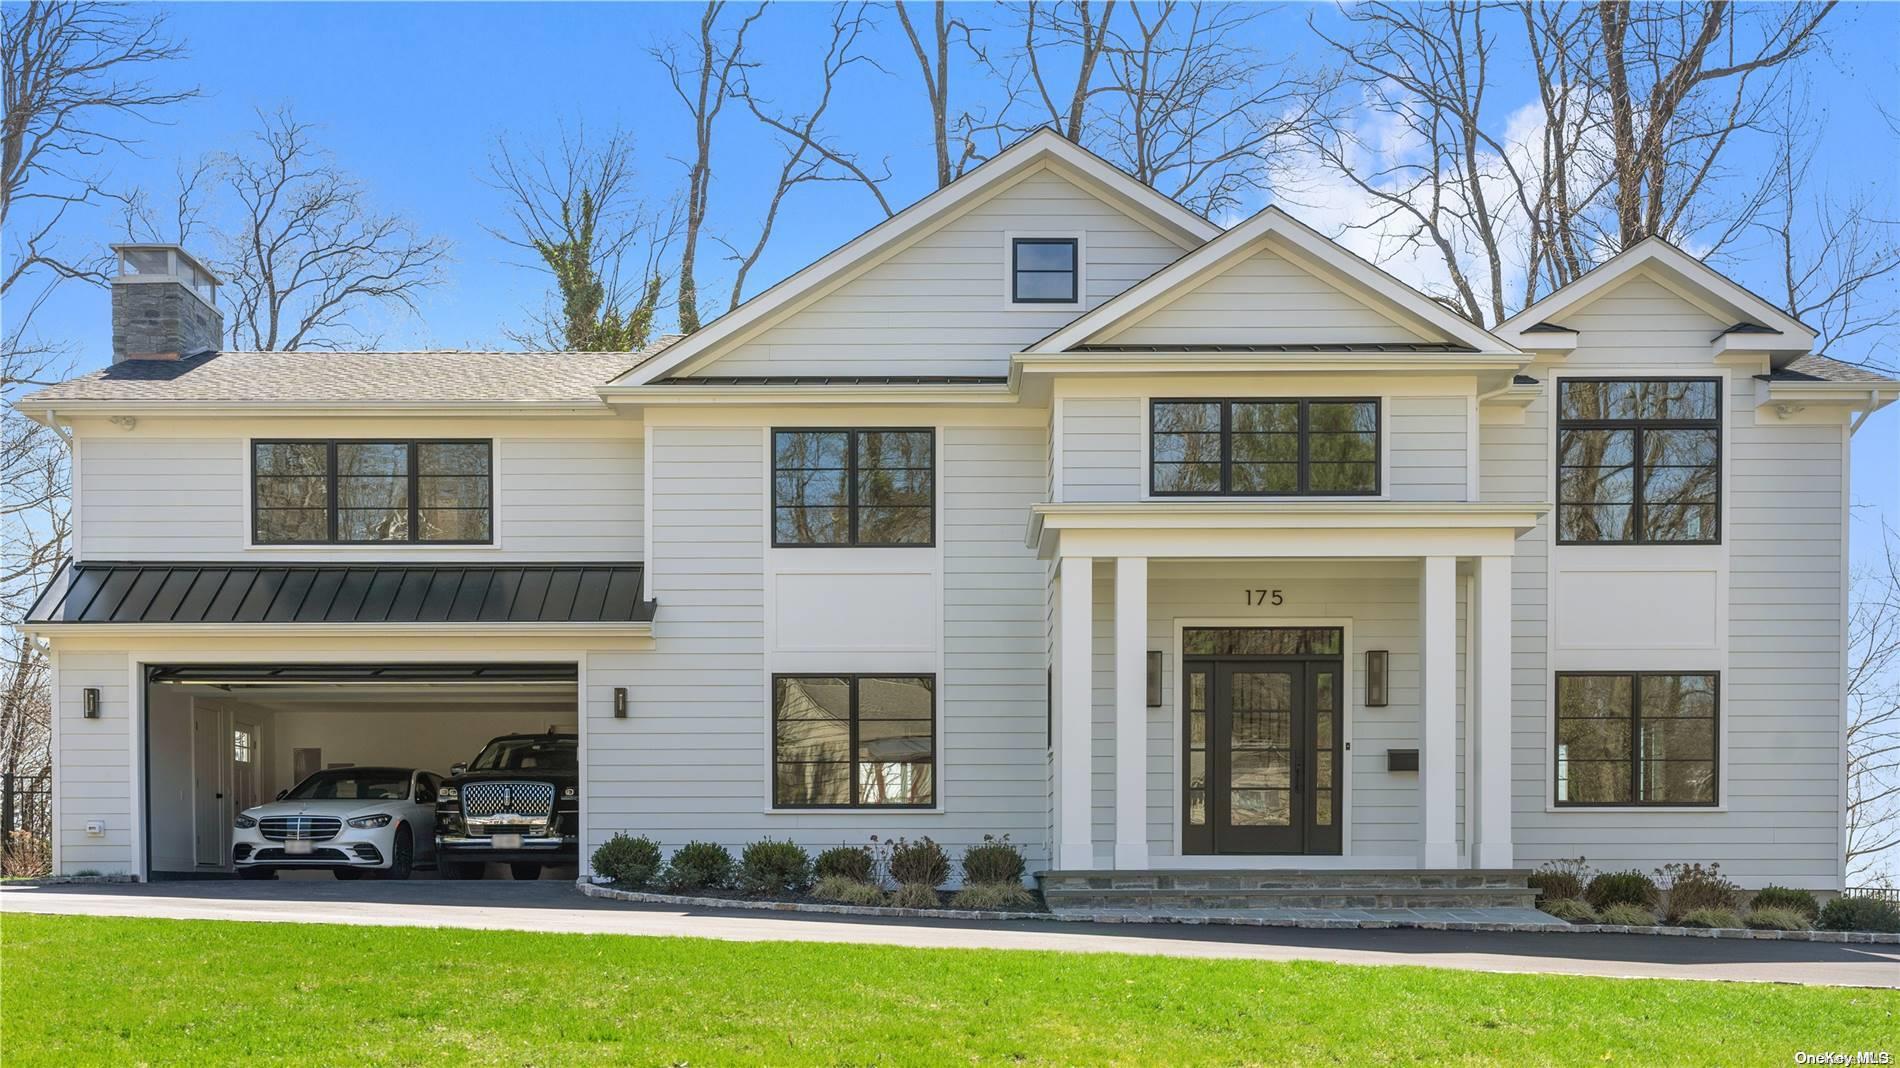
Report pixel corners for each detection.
[16,1,1899,559]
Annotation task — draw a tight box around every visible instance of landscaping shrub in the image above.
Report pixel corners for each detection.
[950,882,1038,911]
[960,835,1026,886]
[1818,894,1900,933]
[662,841,734,891]
[1597,903,1659,926]
[1656,862,1741,922]
[813,874,888,906]
[1527,857,1589,903]
[814,844,874,883]
[1677,908,1742,930]
[1585,870,1660,911]
[890,883,941,909]
[591,833,663,888]
[738,839,813,895]
[887,837,950,888]
[1538,898,1599,924]
[1749,885,1820,920]
[1743,907,1812,932]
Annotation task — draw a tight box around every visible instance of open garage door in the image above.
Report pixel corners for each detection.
[143,662,578,881]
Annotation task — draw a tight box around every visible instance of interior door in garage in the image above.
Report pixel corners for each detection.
[191,705,227,867]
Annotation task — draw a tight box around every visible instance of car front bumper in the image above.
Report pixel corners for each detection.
[232,824,396,869]
[436,833,576,862]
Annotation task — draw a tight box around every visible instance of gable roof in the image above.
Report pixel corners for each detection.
[1497,236,1816,359]
[603,129,1222,390]
[1021,205,1513,355]
[17,342,678,412]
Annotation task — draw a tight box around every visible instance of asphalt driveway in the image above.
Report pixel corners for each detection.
[4,878,1895,988]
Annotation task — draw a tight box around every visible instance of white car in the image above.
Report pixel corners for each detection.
[233,766,440,880]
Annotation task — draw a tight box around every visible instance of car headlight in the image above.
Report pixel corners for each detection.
[437,786,458,802]
[562,786,577,799]
[347,814,393,829]
[234,814,257,829]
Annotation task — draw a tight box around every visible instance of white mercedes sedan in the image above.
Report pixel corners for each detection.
[232,767,440,880]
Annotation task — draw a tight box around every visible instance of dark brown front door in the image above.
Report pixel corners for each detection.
[1183,647,1342,856]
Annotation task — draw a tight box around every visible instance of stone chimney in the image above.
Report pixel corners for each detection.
[110,244,224,362]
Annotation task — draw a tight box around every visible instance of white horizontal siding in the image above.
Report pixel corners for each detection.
[1100,246,1427,346]
[53,650,133,874]
[1388,395,1468,502]
[1060,396,1142,502]
[75,435,642,561]
[699,169,1189,377]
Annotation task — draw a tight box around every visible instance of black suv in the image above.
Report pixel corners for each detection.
[435,731,579,880]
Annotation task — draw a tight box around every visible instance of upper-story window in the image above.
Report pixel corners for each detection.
[1557,378,1720,545]
[1011,237,1078,304]
[252,440,493,545]
[1151,399,1380,496]
[773,429,934,547]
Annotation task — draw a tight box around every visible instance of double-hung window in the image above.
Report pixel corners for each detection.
[1010,237,1078,304]
[1554,672,1718,806]
[772,429,934,546]
[252,440,492,544]
[1151,398,1380,496]
[773,675,935,808]
[1557,378,1720,544]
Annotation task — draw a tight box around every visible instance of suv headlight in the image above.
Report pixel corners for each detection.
[234,813,257,829]
[347,814,393,829]
[437,786,458,802]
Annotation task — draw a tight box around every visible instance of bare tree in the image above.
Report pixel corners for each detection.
[1848,525,1900,881]
[891,0,994,188]
[1012,0,1116,142]
[486,125,679,350]
[654,1,765,334]
[725,2,888,309]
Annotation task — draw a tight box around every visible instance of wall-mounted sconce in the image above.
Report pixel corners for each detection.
[613,687,628,718]
[1147,651,1163,707]
[82,687,101,718]
[1365,650,1389,708]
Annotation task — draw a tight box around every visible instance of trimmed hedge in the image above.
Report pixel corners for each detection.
[738,839,812,895]
[591,833,662,888]
[814,844,875,884]
[1818,894,1900,934]
[888,837,950,888]
[960,835,1026,886]
[663,841,734,891]
[1657,863,1740,922]
[1749,885,1820,920]
[1585,870,1660,911]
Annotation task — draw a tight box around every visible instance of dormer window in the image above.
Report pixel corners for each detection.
[1011,237,1078,304]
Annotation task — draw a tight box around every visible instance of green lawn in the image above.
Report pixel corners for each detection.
[2,914,1894,1065]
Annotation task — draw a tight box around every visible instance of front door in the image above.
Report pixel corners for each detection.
[1183,635,1343,855]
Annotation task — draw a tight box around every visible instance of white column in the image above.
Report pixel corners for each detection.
[1056,556,1095,870]
[1114,557,1149,869]
[1473,554,1515,869]
[1418,556,1458,869]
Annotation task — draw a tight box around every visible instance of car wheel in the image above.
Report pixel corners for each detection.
[383,825,414,880]
[509,863,542,881]
[333,868,364,881]
[237,867,275,881]
[444,861,484,880]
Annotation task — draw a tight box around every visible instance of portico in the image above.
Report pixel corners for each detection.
[1031,502,1542,874]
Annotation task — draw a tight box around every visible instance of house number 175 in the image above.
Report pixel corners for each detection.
[1245,589,1284,606]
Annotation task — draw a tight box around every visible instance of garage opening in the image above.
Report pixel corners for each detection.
[142,662,579,881]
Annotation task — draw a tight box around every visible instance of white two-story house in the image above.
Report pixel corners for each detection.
[18,130,1896,893]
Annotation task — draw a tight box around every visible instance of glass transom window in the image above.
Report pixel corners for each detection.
[1555,672,1718,806]
[1151,399,1380,496]
[252,440,492,544]
[1011,237,1078,303]
[1557,378,1720,544]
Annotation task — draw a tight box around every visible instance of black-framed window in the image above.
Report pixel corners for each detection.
[1151,398,1380,496]
[1011,237,1077,303]
[1554,672,1718,806]
[252,440,492,545]
[1557,378,1720,544]
[772,429,933,546]
[773,674,935,808]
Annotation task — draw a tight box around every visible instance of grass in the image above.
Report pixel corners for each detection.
[3,914,1896,1066]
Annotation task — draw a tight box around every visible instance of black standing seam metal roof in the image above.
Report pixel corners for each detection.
[25,562,655,625]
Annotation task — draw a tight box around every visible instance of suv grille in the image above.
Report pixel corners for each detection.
[259,816,342,842]
[460,781,555,818]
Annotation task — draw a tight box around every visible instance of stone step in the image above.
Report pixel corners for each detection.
[1036,868,1532,894]
[1039,884,1540,911]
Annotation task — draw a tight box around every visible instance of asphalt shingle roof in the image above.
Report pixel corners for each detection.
[1764,354,1898,384]
[18,339,679,406]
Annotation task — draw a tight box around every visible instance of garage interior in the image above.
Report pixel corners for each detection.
[143,663,579,880]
